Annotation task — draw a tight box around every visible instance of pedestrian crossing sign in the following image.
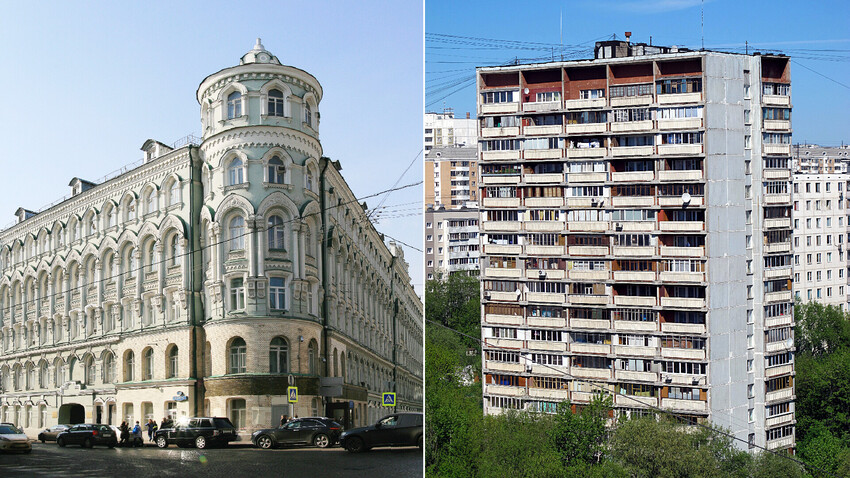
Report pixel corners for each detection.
[288,386,298,403]
[382,392,396,407]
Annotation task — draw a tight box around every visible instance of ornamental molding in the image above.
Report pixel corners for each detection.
[200,127,321,165]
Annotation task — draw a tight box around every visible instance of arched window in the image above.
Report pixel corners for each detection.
[142,348,153,381]
[269,337,288,374]
[124,351,135,382]
[308,341,317,375]
[229,216,245,251]
[227,91,242,119]
[146,242,156,272]
[84,356,95,385]
[267,216,285,250]
[268,89,285,116]
[39,362,48,388]
[170,236,180,266]
[227,158,244,185]
[107,206,116,227]
[26,364,35,390]
[304,226,313,257]
[229,337,247,374]
[124,248,136,278]
[146,189,156,214]
[304,102,313,127]
[127,199,136,221]
[267,156,285,184]
[55,360,65,386]
[88,216,96,236]
[169,181,180,205]
[168,346,179,379]
[103,354,115,384]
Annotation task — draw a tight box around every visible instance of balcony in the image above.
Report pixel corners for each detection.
[481,102,519,114]
[659,221,704,232]
[657,117,703,131]
[766,364,794,378]
[567,171,607,183]
[766,436,795,451]
[523,100,561,113]
[611,146,654,157]
[482,174,521,185]
[617,221,655,232]
[764,267,792,280]
[658,170,703,181]
[567,245,608,256]
[660,297,705,309]
[526,292,567,304]
[528,269,566,280]
[660,246,704,258]
[614,320,657,333]
[485,338,523,349]
[764,291,792,303]
[611,120,653,133]
[612,246,655,257]
[764,217,791,229]
[524,172,563,184]
[484,244,522,255]
[525,221,564,232]
[615,394,657,407]
[570,342,611,355]
[484,313,524,326]
[614,345,656,357]
[488,291,519,302]
[481,150,520,161]
[565,98,606,109]
[657,144,703,156]
[764,169,790,180]
[766,314,793,328]
[661,322,705,334]
[484,267,522,279]
[611,171,654,182]
[568,221,609,232]
[763,94,791,107]
[570,367,612,380]
[610,95,652,107]
[481,126,520,137]
[764,193,791,205]
[526,245,565,256]
[659,271,704,283]
[661,348,706,360]
[482,221,521,232]
[525,197,564,207]
[657,92,701,104]
[611,196,654,208]
[766,340,793,353]
[763,120,791,131]
[566,197,593,208]
[528,340,568,352]
[486,361,525,373]
[567,148,607,159]
[569,294,609,306]
[765,413,795,428]
[482,197,521,208]
[569,270,609,281]
[525,124,563,136]
[766,388,794,403]
[612,271,656,282]
[570,318,610,330]
[487,384,525,397]
[616,370,658,382]
[527,316,566,328]
[763,144,792,156]
[565,122,608,135]
[662,399,707,413]
[764,242,791,254]
[524,148,564,160]
[529,388,570,401]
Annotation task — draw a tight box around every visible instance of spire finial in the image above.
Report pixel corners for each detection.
[255,38,264,50]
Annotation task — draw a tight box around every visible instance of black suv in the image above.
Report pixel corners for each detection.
[339,412,423,453]
[251,417,343,449]
[56,424,117,448]
[154,417,237,449]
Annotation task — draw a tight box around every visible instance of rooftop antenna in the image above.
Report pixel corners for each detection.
[559,8,563,60]
[701,0,705,50]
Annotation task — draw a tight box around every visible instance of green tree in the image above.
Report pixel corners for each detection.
[551,395,612,467]
[476,411,563,478]
[425,274,481,347]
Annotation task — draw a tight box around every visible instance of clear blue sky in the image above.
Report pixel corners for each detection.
[427,0,850,145]
[0,1,424,295]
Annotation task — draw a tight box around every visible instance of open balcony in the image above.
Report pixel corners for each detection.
[529,388,570,401]
[481,102,519,114]
[486,361,525,374]
[568,245,608,256]
[484,267,523,279]
[524,172,563,184]
[484,244,522,255]
[482,221,521,232]
[528,340,568,352]
[570,367,612,380]
[763,120,791,131]
[565,123,607,135]
[525,197,564,208]
[611,145,654,157]
[615,394,657,407]
[659,271,704,283]
[566,171,608,183]
[614,345,656,358]
[524,148,564,160]
[611,196,654,208]
[660,297,706,309]
[526,292,567,304]
[660,246,704,258]
[528,269,565,280]
[658,144,703,156]
[565,98,606,109]
[569,270,609,281]
[658,169,703,181]
[524,220,564,232]
[612,271,656,282]
[486,384,526,397]
[611,120,653,133]
[570,342,611,355]
[526,245,565,256]
[616,221,655,233]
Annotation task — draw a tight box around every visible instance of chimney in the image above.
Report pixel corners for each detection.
[466,112,470,119]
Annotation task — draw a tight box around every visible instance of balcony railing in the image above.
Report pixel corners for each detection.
[524,124,563,136]
[481,126,520,138]
[481,102,519,114]
[522,100,561,113]
[657,92,701,104]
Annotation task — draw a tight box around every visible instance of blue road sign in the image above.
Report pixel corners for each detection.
[288,386,298,403]
[382,392,396,407]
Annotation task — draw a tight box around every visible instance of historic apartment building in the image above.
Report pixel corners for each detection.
[425,206,480,280]
[0,40,423,439]
[477,40,794,451]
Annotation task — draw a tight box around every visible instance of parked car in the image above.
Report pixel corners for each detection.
[154,417,237,449]
[0,423,31,453]
[339,412,423,453]
[38,424,71,443]
[56,424,117,448]
[251,417,343,449]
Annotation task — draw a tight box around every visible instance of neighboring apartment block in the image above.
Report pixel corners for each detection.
[425,110,478,152]
[477,40,794,452]
[0,40,423,439]
[425,206,480,280]
[425,146,479,209]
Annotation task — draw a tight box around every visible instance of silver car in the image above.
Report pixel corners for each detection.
[0,423,32,453]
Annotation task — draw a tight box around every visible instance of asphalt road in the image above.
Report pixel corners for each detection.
[0,441,423,478]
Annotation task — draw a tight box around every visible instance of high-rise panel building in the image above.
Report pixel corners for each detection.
[425,146,479,209]
[425,206,480,280]
[477,40,794,452]
[425,110,478,152]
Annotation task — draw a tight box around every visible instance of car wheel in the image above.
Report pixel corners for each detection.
[40,438,45,443]
[83,438,93,449]
[417,434,423,449]
[57,437,66,447]
[345,436,365,453]
[156,436,168,448]
[313,433,330,448]
[257,435,274,449]
[195,436,207,449]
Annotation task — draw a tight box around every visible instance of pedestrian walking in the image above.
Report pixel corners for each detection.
[146,419,157,442]
[119,421,129,447]
[132,421,142,446]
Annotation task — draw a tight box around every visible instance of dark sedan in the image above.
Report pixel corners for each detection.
[38,425,71,443]
[251,417,343,449]
[56,424,117,448]
[339,412,422,453]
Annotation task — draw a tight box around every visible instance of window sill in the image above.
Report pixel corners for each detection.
[224,183,250,193]
[263,182,292,190]
[165,203,183,212]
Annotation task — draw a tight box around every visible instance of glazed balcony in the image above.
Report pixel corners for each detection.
[615,394,657,407]
[524,124,563,136]
[486,384,525,397]
[660,297,706,309]
[657,144,703,156]
[569,270,609,281]
[567,171,607,182]
[659,271,705,283]
[659,221,704,232]
[659,246,704,258]
[481,102,519,114]
[522,100,561,113]
[765,364,794,378]
[481,126,521,137]
[764,169,791,180]
[567,148,607,159]
[525,197,564,208]
[484,267,522,279]
[764,267,792,280]
[567,245,608,256]
[766,388,794,403]
[570,367,612,380]
[565,123,607,135]
[527,340,567,352]
[526,292,566,304]
[657,117,703,130]
[765,314,793,328]
[486,361,525,373]
[763,120,791,131]
[610,120,653,133]
[612,271,656,282]
[611,145,654,157]
[657,92,701,105]
[658,195,704,207]
[610,171,654,182]
[528,269,565,280]
[658,169,703,181]
[526,245,565,256]
[524,172,563,184]
[613,345,656,358]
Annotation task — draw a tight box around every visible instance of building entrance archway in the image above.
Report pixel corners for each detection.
[58,404,85,425]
